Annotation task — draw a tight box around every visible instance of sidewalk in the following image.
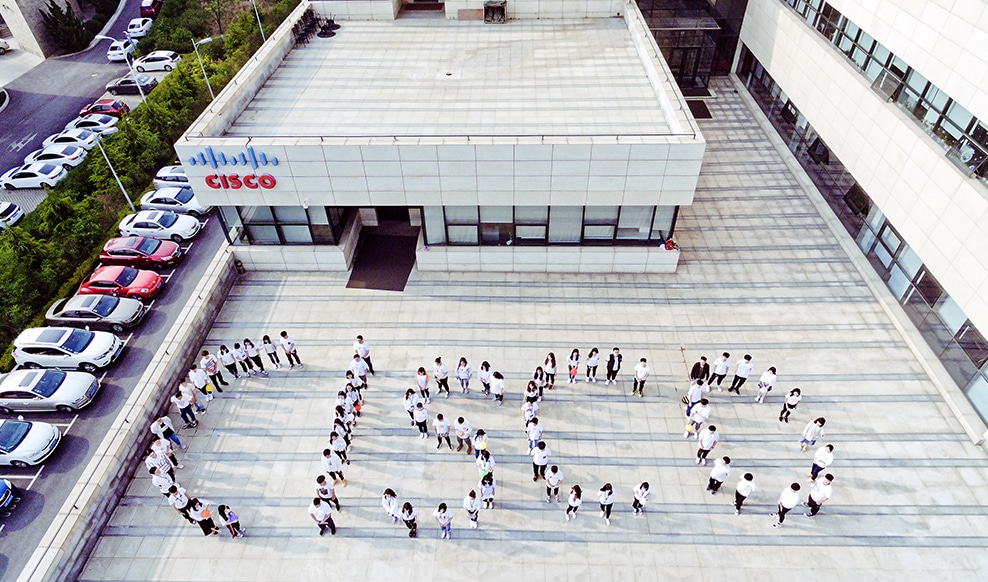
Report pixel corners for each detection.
[0,38,44,89]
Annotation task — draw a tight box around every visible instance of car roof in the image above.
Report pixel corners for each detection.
[156,165,185,177]
[62,295,103,310]
[132,210,166,221]
[150,186,192,198]
[93,99,119,106]
[16,327,71,345]
[89,265,128,280]
[21,163,55,173]
[104,236,144,250]
[146,50,177,58]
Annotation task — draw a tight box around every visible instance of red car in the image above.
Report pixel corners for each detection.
[79,99,130,119]
[78,265,163,301]
[100,236,182,269]
[140,0,163,17]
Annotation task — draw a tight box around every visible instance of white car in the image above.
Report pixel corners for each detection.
[0,163,68,190]
[0,39,10,55]
[134,50,181,72]
[0,202,25,228]
[152,165,189,189]
[24,145,87,169]
[0,419,61,468]
[0,369,100,414]
[42,129,98,151]
[64,114,119,136]
[140,187,212,217]
[126,18,153,38]
[119,210,201,242]
[106,38,137,62]
[12,327,124,373]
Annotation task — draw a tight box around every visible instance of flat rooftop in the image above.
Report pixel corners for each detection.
[226,18,676,138]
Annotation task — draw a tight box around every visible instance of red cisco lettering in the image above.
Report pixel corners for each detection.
[204,173,277,190]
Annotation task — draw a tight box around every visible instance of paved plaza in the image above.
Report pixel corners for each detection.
[79,79,988,581]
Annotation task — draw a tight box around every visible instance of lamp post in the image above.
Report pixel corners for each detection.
[249,0,266,42]
[95,34,146,102]
[192,37,216,100]
[94,134,136,213]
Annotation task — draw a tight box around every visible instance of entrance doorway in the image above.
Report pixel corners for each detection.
[346,207,419,291]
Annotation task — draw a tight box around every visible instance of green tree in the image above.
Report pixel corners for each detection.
[40,0,93,52]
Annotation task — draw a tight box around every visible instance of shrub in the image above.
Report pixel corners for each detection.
[41,0,93,52]
[83,18,103,35]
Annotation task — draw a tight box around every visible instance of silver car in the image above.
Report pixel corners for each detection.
[140,187,213,217]
[46,295,148,333]
[12,327,124,373]
[0,369,100,414]
[0,419,61,467]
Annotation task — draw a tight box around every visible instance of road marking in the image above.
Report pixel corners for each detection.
[122,333,134,346]
[7,132,38,153]
[0,523,6,534]
[50,414,79,432]
[98,371,108,383]
[200,219,210,229]
[147,299,156,309]
[0,464,44,485]
[26,465,44,491]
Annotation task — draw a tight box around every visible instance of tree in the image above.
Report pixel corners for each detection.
[199,0,237,34]
[40,0,93,52]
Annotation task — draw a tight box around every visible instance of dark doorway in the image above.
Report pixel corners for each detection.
[347,230,419,292]
[375,207,410,222]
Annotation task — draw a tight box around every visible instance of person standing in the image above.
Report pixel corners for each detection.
[632,482,650,515]
[218,345,239,379]
[734,473,756,515]
[401,502,418,537]
[280,330,302,368]
[706,456,732,495]
[771,483,801,528]
[349,354,369,388]
[455,357,472,395]
[463,490,481,529]
[491,371,505,406]
[171,389,198,429]
[316,475,342,511]
[309,498,336,536]
[696,425,720,466]
[545,465,563,503]
[686,380,707,417]
[531,367,546,400]
[526,417,544,453]
[150,466,176,497]
[433,503,453,539]
[434,357,450,398]
[476,449,496,480]
[471,429,488,460]
[189,499,220,536]
[454,416,473,454]
[800,418,826,452]
[433,413,453,450]
[729,354,753,394]
[262,335,281,369]
[321,448,346,486]
[479,473,496,509]
[150,415,185,451]
[167,485,196,525]
[779,388,801,423]
[565,485,582,520]
[755,367,777,404]
[710,352,731,391]
[232,342,255,377]
[403,389,418,427]
[180,378,205,415]
[531,441,551,482]
[689,356,710,384]
[685,399,711,439]
[415,367,431,404]
[805,474,833,517]
[605,347,622,385]
[199,350,227,391]
[567,349,580,384]
[353,335,374,375]
[632,358,651,398]
[382,489,400,524]
[543,352,557,389]
[810,444,834,481]
[478,361,493,396]
[188,364,213,404]
[151,437,182,470]
[413,402,430,439]
[243,338,267,375]
[598,483,614,525]
[585,347,600,383]
[329,431,349,465]
[146,448,176,482]
[218,504,244,538]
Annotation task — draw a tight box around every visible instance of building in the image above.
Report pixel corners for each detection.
[177,0,705,274]
[0,0,82,58]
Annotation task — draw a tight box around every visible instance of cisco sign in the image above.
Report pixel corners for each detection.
[190,145,279,190]
[205,173,277,189]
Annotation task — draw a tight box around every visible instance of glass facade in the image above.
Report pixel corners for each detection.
[776,0,988,185]
[217,206,350,245]
[738,46,988,424]
[422,206,678,247]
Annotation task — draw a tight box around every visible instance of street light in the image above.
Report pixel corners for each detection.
[249,0,266,42]
[192,37,215,101]
[95,34,146,103]
[94,134,136,213]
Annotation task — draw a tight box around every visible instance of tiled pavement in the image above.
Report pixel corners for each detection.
[79,78,988,581]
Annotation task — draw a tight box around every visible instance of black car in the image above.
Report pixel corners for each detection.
[106,75,158,96]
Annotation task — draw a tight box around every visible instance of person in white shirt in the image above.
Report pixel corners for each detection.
[454,417,473,454]
[433,413,452,450]
[455,357,472,394]
[218,345,239,379]
[526,417,544,453]
[146,448,175,482]
[810,444,834,481]
[710,352,731,391]
[696,425,720,466]
[685,399,711,438]
[167,485,196,524]
[403,389,419,427]
[434,357,450,398]
[543,352,557,389]
[353,335,374,375]
[315,475,341,511]
[491,371,505,406]
[478,361,493,396]
[479,474,496,509]
[531,367,546,399]
[632,358,651,398]
[805,474,833,517]
[476,450,496,479]
[471,429,488,460]
[170,389,197,429]
[243,338,267,375]
[531,442,551,481]
[350,354,369,386]
[545,465,563,502]
[433,503,453,539]
[151,437,182,470]
[309,497,336,535]
[463,490,481,529]
[199,350,228,391]
[279,330,302,368]
[585,347,600,383]
[772,483,801,527]
[413,403,429,439]
[567,349,580,384]
[232,342,255,377]
[706,456,731,494]
[565,485,583,520]
[734,473,756,515]
[150,415,184,451]
[729,354,753,394]
[755,366,777,403]
[179,378,205,414]
[632,482,650,515]
[382,488,400,524]
[188,364,213,403]
[322,448,346,486]
[779,387,801,423]
[598,483,614,525]
[800,417,827,452]
[401,502,418,537]
[150,466,176,497]
[686,380,707,417]
[415,367,431,403]
[262,335,282,369]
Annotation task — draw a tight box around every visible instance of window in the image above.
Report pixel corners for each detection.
[548,207,583,244]
[423,207,446,245]
[616,206,653,241]
[219,206,348,246]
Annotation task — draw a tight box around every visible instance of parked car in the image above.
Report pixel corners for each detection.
[126,17,153,38]
[64,114,119,136]
[100,236,182,268]
[119,210,201,242]
[0,419,61,467]
[0,479,17,511]
[106,74,158,96]
[134,50,181,72]
[12,327,124,373]
[0,202,24,229]
[46,294,149,332]
[140,0,163,17]
[79,99,130,118]
[152,165,189,189]
[0,163,67,190]
[24,145,87,169]
[0,39,10,55]
[106,38,137,62]
[140,187,212,217]
[0,369,100,414]
[41,129,97,151]
[77,265,163,301]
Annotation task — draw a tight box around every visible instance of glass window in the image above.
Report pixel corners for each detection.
[864,205,885,232]
[963,374,988,425]
[913,268,943,305]
[445,206,479,224]
[274,206,307,223]
[548,207,583,243]
[896,244,922,279]
[940,339,979,386]
[901,285,932,328]
[869,239,893,269]
[583,206,619,223]
[886,265,910,300]
[856,228,876,254]
[280,225,312,244]
[240,206,274,223]
[515,207,548,223]
[957,324,988,368]
[481,224,512,245]
[515,225,546,243]
[219,206,242,230]
[879,224,901,254]
[448,225,478,245]
[652,206,675,240]
[944,101,974,134]
[935,295,967,336]
[480,206,512,223]
[617,206,653,240]
[245,224,279,244]
[583,225,615,241]
[423,206,446,245]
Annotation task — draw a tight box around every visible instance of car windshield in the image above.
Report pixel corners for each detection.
[0,421,31,454]
[0,205,15,218]
[93,296,119,316]
[135,238,160,254]
[174,189,194,203]
[115,267,138,286]
[76,130,94,139]
[158,213,178,227]
[59,146,76,156]
[61,329,95,353]
[38,164,57,175]
[32,370,67,398]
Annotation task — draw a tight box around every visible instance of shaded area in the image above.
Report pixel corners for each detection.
[687,99,712,119]
[346,230,418,292]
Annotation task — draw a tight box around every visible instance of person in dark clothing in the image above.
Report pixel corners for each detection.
[690,356,710,383]
[605,348,622,385]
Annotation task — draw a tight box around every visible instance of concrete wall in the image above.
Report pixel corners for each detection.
[0,0,79,57]
[740,0,988,337]
[311,0,401,20]
[17,246,239,582]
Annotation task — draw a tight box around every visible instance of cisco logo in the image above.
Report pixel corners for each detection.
[189,146,279,190]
